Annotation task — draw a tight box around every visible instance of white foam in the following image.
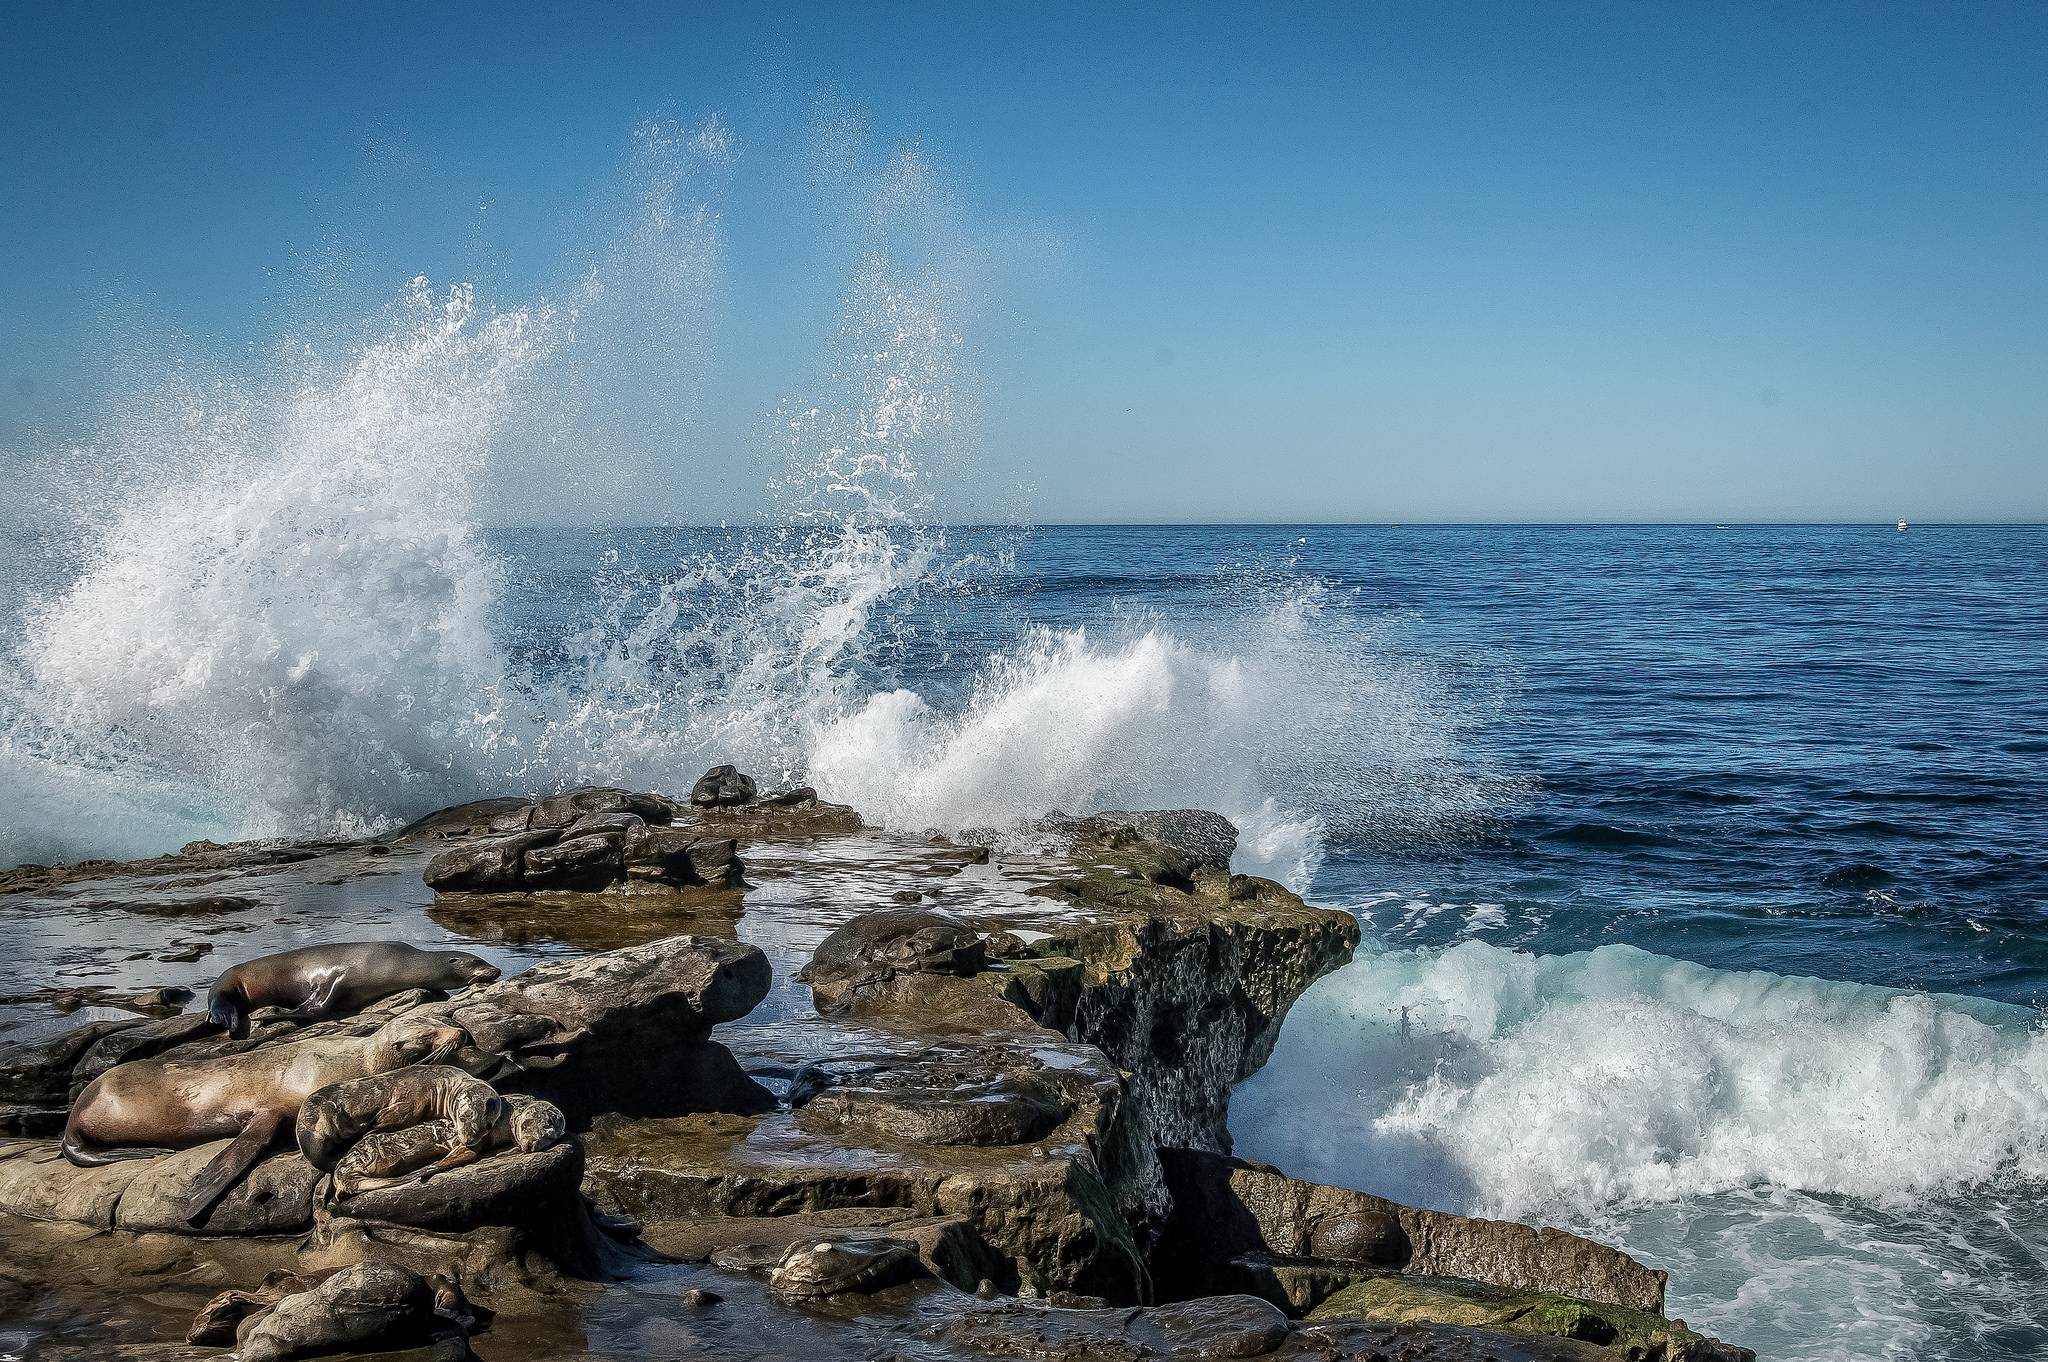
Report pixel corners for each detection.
[1233,938,2048,1359]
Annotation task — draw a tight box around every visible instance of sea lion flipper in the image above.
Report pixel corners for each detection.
[276,969,346,1024]
[181,1111,284,1224]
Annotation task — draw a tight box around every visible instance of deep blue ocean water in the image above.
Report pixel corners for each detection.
[490,521,2048,1005]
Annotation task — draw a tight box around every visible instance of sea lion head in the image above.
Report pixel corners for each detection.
[453,1091,506,1151]
[375,1017,472,1069]
[433,951,501,988]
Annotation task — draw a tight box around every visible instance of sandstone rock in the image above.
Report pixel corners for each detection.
[799,908,988,1013]
[417,934,774,1124]
[585,1020,1142,1302]
[0,1139,321,1236]
[334,1140,583,1232]
[534,786,674,829]
[691,764,759,807]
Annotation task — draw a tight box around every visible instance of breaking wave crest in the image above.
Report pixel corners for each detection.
[1233,940,2048,1357]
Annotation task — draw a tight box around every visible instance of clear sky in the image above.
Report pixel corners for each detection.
[2,1,2044,524]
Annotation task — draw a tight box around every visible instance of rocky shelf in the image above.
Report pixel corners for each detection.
[0,774,1751,1361]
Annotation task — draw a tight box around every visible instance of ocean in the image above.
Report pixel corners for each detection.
[0,271,2041,1358]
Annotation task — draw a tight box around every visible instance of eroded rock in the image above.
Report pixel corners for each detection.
[799,908,988,1013]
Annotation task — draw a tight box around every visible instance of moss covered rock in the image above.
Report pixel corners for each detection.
[1306,1275,1753,1362]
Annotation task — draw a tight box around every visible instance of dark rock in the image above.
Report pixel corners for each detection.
[234,1262,448,1362]
[691,764,759,807]
[982,931,1031,959]
[391,797,533,844]
[423,829,558,892]
[931,1293,1291,1360]
[799,909,988,1013]
[791,1058,1069,1148]
[758,785,819,807]
[679,1286,722,1308]
[534,786,674,830]
[1040,808,1241,875]
[624,829,746,888]
[0,1019,138,1111]
[522,831,628,890]
[767,1232,926,1300]
[1156,1148,1668,1316]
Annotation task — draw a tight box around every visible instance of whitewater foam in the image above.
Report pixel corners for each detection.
[1233,938,2048,1358]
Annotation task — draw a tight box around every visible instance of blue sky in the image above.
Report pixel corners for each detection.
[2,1,2044,523]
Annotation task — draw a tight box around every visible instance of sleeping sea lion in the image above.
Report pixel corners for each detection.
[331,1093,566,1195]
[206,942,500,1039]
[59,1014,471,1222]
[295,1065,503,1173]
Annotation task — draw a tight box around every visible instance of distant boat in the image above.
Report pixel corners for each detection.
[1897,520,1909,531]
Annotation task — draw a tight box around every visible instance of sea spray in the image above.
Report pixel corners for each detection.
[12,280,544,845]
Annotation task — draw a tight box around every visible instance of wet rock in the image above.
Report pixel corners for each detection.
[584,1021,1143,1303]
[759,785,820,807]
[533,786,674,829]
[623,829,746,888]
[680,1286,722,1308]
[0,1019,137,1111]
[391,797,533,843]
[232,1262,450,1362]
[799,909,988,1013]
[423,829,557,892]
[1157,1148,1667,1315]
[1004,874,1357,1239]
[1307,1276,1753,1362]
[0,985,194,1017]
[691,764,759,807]
[523,831,629,890]
[423,790,742,894]
[791,1058,1069,1147]
[932,1293,1292,1360]
[768,1232,926,1300]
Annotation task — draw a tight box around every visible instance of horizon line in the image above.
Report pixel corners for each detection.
[479,519,2048,531]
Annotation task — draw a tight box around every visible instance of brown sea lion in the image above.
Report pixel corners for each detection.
[59,1013,470,1222]
[295,1065,503,1174]
[206,941,500,1039]
[331,1093,566,1194]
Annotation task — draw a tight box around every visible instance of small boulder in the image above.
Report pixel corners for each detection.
[690,764,759,808]
[798,909,988,1013]
[233,1263,450,1362]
